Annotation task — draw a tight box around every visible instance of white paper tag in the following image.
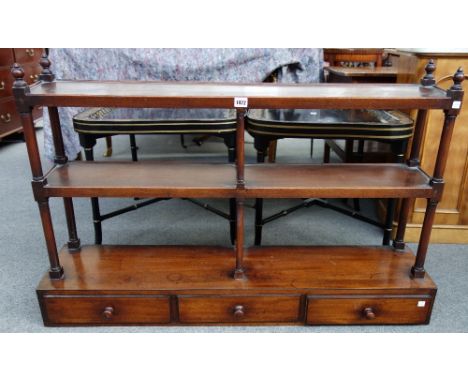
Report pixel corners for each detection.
[417,301,426,308]
[234,97,248,108]
[452,100,461,109]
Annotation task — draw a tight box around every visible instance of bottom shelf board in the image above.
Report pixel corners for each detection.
[38,245,436,293]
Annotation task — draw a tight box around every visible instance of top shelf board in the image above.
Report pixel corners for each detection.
[25,80,452,109]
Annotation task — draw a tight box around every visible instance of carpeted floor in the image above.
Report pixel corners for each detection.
[1,127,467,332]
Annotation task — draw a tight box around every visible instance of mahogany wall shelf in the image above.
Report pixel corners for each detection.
[12,55,464,326]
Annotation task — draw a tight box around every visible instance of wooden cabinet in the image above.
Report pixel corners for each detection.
[393,50,468,243]
[12,55,462,326]
[0,48,43,140]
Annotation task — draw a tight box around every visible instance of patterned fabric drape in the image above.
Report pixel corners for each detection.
[43,48,323,160]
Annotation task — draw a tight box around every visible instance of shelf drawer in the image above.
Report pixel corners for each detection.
[0,99,21,138]
[14,48,43,64]
[0,67,14,97]
[41,295,171,325]
[178,295,301,324]
[306,295,434,325]
[0,49,14,66]
[23,63,42,85]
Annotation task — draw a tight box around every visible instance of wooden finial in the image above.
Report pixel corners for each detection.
[39,52,55,81]
[11,63,28,88]
[421,59,436,86]
[451,67,465,91]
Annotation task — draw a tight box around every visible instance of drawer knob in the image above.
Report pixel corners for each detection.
[102,306,114,320]
[363,307,376,320]
[25,48,35,57]
[0,80,5,90]
[1,113,12,124]
[233,305,245,318]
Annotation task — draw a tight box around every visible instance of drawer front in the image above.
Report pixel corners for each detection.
[0,48,15,69]
[0,64,42,98]
[0,67,14,97]
[14,48,43,64]
[0,99,21,138]
[23,63,42,85]
[0,49,14,66]
[306,295,433,325]
[42,295,171,325]
[178,295,301,324]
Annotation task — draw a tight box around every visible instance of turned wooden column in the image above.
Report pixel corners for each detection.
[411,67,464,277]
[234,108,246,280]
[39,53,81,251]
[393,60,434,252]
[12,63,63,279]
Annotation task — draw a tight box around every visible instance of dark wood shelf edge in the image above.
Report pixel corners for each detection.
[24,80,452,110]
[40,162,434,199]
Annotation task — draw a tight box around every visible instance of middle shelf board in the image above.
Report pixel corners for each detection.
[43,161,433,199]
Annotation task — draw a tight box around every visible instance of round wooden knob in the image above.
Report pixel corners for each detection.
[102,306,114,320]
[363,307,376,320]
[233,305,245,318]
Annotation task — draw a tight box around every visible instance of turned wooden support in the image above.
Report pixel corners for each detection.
[409,60,438,167]
[420,59,436,87]
[234,198,246,280]
[48,107,68,165]
[394,60,439,251]
[393,108,428,250]
[234,107,247,279]
[393,198,412,251]
[407,109,428,168]
[64,197,80,250]
[236,108,246,189]
[39,52,55,82]
[12,64,41,178]
[412,67,464,278]
[12,63,64,278]
[49,106,81,250]
[40,55,80,250]
[38,200,64,279]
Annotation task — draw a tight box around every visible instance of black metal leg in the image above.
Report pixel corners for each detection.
[180,134,187,148]
[356,140,365,162]
[130,134,138,161]
[83,141,103,245]
[90,198,103,244]
[225,134,237,244]
[228,147,235,163]
[229,198,236,245]
[353,199,361,212]
[254,198,264,246]
[383,198,396,245]
[323,141,331,163]
[253,137,268,245]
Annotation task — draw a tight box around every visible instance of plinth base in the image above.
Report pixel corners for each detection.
[37,245,436,326]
